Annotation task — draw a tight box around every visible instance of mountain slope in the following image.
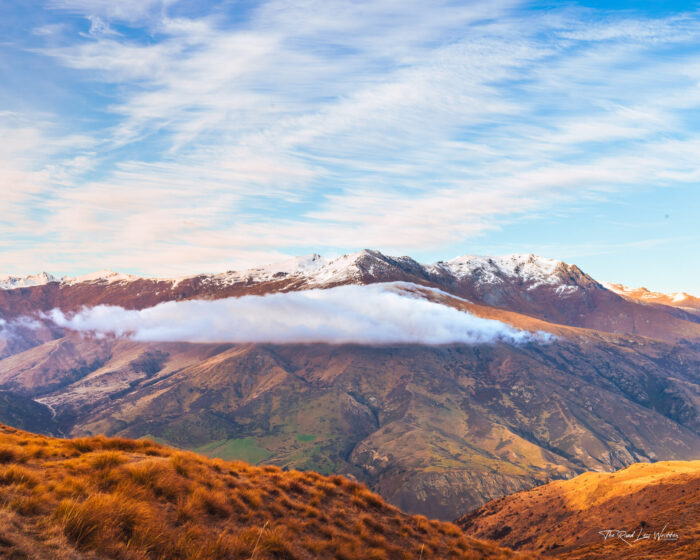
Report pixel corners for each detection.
[0,424,528,560]
[457,460,700,559]
[0,391,59,436]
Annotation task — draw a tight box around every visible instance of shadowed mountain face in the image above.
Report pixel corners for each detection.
[0,251,699,520]
[0,391,59,436]
[457,460,700,559]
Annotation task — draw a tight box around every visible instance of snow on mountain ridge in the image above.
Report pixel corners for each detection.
[65,270,139,285]
[194,252,357,287]
[602,282,699,308]
[434,253,565,288]
[195,250,391,288]
[0,272,57,290]
[0,270,138,290]
[0,251,568,291]
[2,251,661,296]
[188,255,324,286]
[247,253,327,277]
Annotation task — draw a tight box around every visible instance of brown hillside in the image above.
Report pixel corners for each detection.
[0,424,532,560]
[457,460,700,559]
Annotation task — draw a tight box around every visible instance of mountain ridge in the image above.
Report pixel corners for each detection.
[457,460,700,559]
[1,250,698,345]
[603,281,700,315]
[1,251,573,288]
[5,250,687,297]
[0,423,528,559]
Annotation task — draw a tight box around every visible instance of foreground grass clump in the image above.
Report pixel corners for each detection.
[0,424,528,559]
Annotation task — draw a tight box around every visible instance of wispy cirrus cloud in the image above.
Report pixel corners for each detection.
[46,0,172,23]
[1,1,699,285]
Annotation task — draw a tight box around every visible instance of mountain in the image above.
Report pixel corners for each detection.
[457,460,700,559]
[603,282,700,316]
[0,391,59,436]
[0,272,57,290]
[2,251,698,342]
[0,250,699,520]
[0,423,528,560]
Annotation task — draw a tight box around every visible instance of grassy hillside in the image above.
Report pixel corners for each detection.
[0,424,530,560]
[458,460,700,559]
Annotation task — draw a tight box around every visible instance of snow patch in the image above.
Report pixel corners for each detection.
[191,251,373,288]
[65,270,139,285]
[435,254,563,288]
[603,282,697,306]
[555,285,580,296]
[0,272,57,290]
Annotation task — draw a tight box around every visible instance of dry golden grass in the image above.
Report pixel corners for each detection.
[0,424,530,559]
[458,460,700,560]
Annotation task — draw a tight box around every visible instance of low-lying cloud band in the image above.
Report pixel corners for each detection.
[46,283,547,345]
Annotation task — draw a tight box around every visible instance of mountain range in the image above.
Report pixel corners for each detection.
[0,250,698,520]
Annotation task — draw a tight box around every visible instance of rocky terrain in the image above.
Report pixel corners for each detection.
[458,460,700,559]
[0,250,698,520]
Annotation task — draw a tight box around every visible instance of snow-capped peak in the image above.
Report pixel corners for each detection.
[198,251,375,287]
[0,251,570,292]
[436,253,564,288]
[0,250,592,294]
[247,254,328,277]
[64,270,139,285]
[303,250,376,285]
[0,272,57,290]
[0,270,140,290]
[602,282,698,308]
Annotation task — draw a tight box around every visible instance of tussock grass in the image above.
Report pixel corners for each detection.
[0,424,526,559]
[89,450,127,469]
[0,465,39,488]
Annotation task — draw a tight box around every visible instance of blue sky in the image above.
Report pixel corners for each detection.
[1,0,699,294]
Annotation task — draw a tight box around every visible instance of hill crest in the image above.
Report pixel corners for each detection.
[0,423,527,560]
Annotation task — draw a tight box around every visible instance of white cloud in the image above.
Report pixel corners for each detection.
[0,316,44,345]
[46,283,546,345]
[85,15,120,37]
[0,113,93,230]
[2,3,700,276]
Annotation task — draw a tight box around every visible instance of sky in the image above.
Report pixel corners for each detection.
[0,0,699,294]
